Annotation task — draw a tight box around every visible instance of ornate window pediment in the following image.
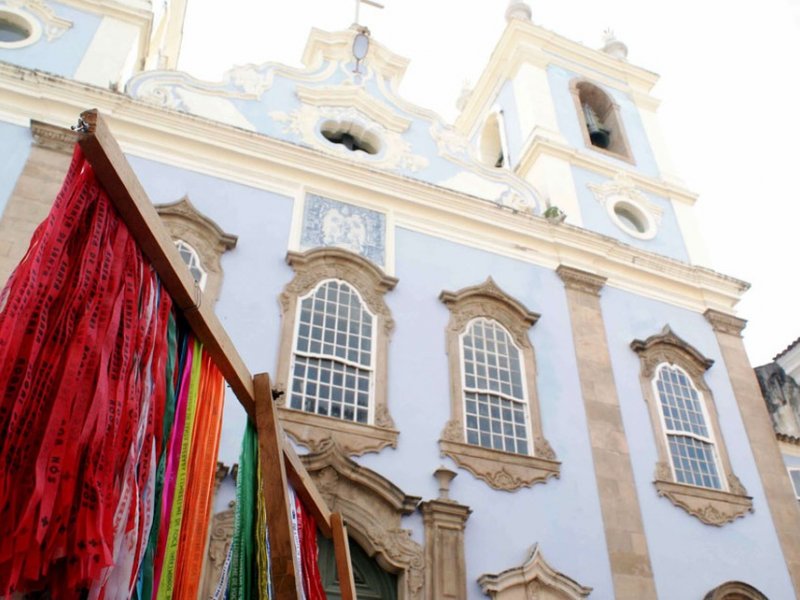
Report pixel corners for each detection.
[703,580,768,600]
[478,544,592,599]
[155,196,237,307]
[276,248,399,456]
[631,326,753,525]
[438,278,559,491]
[300,440,424,600]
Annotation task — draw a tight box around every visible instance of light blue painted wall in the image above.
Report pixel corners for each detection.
[0,122,31,216]
[0,3,101,78]
[125,155,295,467]
[547,65,659,178]
[601,287,794,599]
[356,228,615,599]
[570,165,690,262]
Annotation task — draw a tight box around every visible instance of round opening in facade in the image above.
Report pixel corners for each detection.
[320,120,381,155]
[613,202,647,234]
[0,10,33,44]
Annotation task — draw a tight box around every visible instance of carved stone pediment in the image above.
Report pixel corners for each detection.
[301,440,424,599]
[478,544,592,599]
[155,196,237,306]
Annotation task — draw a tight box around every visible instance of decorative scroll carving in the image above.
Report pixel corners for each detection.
[556,265,606,296]
[276,248,398,456]
[478,544,592,599]
[278,407,398,456]
[301,440,424,599]
[654,479,753,526]
[438,279,559,491]
[633,326,752,526]
[440,439,559,491]
[200,508,235,599]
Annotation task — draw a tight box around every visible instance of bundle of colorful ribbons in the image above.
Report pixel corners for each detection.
[0,145,225,598]
[217,422,326,600]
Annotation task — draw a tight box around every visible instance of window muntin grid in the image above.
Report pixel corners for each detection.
[654,363,723,490]
[289,279,374,423]
[461,318,530,455]
[174,239,207,291]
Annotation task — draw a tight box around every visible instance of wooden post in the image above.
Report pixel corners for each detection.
[254,373,303,599]
[77,109,356,599]
[78,109,256,417]
[331,513,357,600]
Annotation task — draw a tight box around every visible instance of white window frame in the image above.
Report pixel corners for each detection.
[652,362,727,491]
[288,278,377,425]
[458,317,532,455]
[174,238,208,291]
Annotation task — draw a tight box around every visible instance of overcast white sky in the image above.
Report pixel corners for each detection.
[178,0,800,366]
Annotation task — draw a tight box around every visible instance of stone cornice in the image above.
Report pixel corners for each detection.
[456,19,659,136]
[704,309,747,337]
[556,265,606,296]
[0,62,750,315]
[30,120,77,153]
[517,135,698,206]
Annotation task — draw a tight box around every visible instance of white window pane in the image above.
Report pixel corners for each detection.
[291,280,375,423]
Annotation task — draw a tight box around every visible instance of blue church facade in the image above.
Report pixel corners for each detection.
[0,1,797,598]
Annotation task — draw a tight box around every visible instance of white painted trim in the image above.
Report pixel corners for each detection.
[651,362,728,492]
[0,62,749,315]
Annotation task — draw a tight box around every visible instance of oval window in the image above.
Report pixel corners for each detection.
[0,9,39,48]
[607,197,656,239]
[614,203,645,233]
[319,120,381,156]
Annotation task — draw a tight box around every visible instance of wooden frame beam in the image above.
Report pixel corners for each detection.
[76,109,355,596]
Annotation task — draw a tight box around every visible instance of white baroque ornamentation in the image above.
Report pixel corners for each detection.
[429,121,470,158]
[5,0,71,41]
[132,78,184,110]
[588,171,663,239]
[224,64,276,96]
[270,104,429,173]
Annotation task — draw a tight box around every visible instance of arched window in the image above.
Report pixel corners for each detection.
[703,581,768,600]
[156,196,237,307]
[462,318,528,454]
[288,279,374,424]
[276,248,398,456]
[632,327,752,525]
[478,111,508,169]
[571,80,633,162]
[439,278,559,491]
[174,239,207,291]
[654,363,723,489]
